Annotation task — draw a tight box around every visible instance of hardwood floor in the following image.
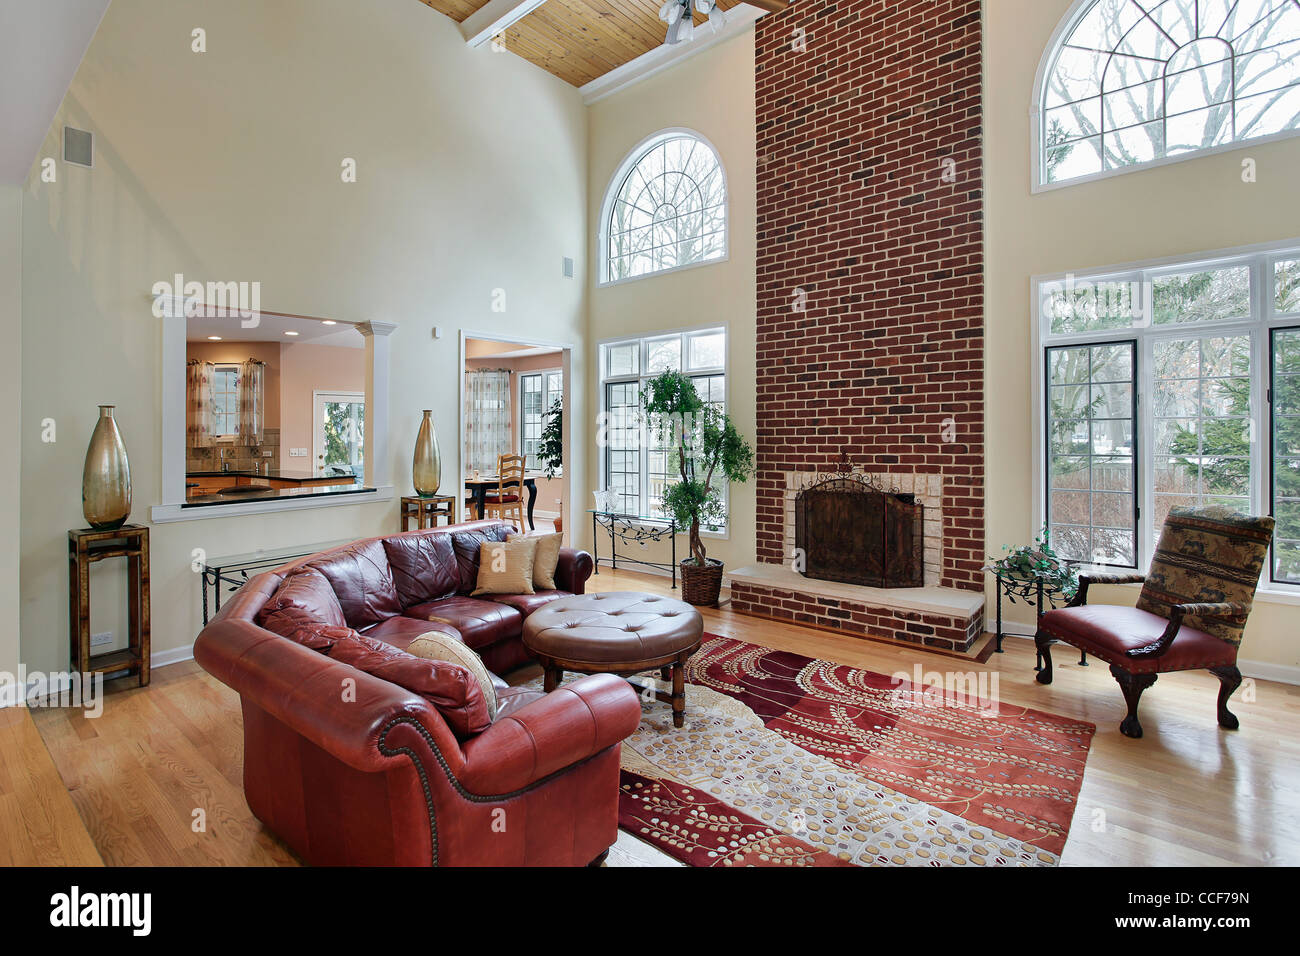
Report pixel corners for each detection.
[0,706,102,865]
[28,567,1300,867]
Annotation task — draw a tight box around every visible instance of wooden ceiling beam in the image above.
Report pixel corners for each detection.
[460,0,551,47]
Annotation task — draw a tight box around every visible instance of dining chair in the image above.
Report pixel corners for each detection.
[482,454,526,531]
[1035,506,1274,738]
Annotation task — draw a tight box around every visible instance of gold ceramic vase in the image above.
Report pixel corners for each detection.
[82,405,132,530]
[412,409,441,496]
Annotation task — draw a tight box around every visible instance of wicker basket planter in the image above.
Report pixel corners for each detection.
[680,558,725,607]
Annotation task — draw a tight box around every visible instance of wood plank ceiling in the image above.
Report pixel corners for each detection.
[420,0,754,88]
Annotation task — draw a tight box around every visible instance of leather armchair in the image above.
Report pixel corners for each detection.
[1035,507,1274,738]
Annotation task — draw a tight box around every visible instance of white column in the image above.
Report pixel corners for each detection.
[358,321,397,491]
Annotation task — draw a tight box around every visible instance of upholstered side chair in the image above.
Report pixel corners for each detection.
[1035,506,1275,739]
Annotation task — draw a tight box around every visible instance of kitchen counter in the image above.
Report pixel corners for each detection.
[183,482,374,508]
[186,468,341,483]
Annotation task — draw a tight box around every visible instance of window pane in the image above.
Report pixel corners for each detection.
[1277,259,1300,314]
[688,331,726,370]
[605,382,641,515]
[1274,328,1300,583]
[1152,265,1250,324]
[1046,340,1138,565]
[1154,333,1254,510]
[1042,279,1139,334]
[645,336,681,374]
[605,343,638,378]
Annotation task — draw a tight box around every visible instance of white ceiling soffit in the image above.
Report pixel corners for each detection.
[186,312,365,349]
[579,4,765,106]
[0,0,112,185]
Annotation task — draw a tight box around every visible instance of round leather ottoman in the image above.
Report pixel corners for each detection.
[523,592,704,728]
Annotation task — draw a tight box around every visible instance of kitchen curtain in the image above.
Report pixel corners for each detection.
[237,359,266,445]
[186,360,215,448]
[464,368,511,474]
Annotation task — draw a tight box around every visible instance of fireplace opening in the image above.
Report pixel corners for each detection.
[794,476,925,589]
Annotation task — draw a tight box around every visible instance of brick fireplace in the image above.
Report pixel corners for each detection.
[753,0,985,592]
[733,0,986,652]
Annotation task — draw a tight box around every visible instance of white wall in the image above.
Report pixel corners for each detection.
[585,30,759,573]
[0,185,20,680]
[986,0,1300,674]
[20,0,587,674]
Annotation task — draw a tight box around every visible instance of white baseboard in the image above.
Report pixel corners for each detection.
[153,645,195,669]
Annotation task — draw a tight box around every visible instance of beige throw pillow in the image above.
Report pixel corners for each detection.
[472,537,537,597]
[406,631,498,717]
[508,532,562,591]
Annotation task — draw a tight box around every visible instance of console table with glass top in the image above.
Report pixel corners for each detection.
[589,510,678,589]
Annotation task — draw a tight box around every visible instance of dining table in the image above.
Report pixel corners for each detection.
[464,473,541,530]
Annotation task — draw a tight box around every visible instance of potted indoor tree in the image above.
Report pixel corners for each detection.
[537,396,563,532]
[642,370,754,606]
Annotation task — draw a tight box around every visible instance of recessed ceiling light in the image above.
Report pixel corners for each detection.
[285,331,300,336]
[321,320,337,326]
[208,336,222,341]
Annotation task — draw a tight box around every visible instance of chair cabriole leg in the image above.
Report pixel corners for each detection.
[1034,629,1055,684]
[1110,665,1157,738]
[1210,664,1243,730]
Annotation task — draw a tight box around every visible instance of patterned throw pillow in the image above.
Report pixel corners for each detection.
[471,537,538,598]
[508,532,562,590]
[1136,506,1275,646]
[406,631,498,717]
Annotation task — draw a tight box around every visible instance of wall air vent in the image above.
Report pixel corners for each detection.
[63,126,93,168]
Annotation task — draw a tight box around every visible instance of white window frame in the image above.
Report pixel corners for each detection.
[598,325,730,537]
[596,128,729,287]
[520,367,563,474]
[1032,237,1300,599]
[1031,0,1300,193]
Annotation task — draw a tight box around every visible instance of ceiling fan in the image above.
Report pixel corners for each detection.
[658,0,729,45]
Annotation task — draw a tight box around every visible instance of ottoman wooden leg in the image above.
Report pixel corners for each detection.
[671,658,686,728]
[543,663,563,693]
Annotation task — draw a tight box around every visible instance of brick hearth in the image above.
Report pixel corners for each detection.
[728,564,985,653]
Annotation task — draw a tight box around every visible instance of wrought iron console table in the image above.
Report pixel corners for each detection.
[200,538,354,625]
[589,510,678,589]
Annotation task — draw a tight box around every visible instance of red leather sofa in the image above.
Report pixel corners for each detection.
[194,520,642,867]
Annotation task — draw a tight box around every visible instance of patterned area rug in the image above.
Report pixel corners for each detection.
[612,635,1095,867]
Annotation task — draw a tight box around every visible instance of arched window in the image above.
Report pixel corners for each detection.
[1038,0,1300,186]
[601,130,727,284]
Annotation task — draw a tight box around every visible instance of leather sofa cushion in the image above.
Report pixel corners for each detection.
[450,525,512,594]
[307,538,403,628]
[383,532,460,609]
[405,595,523,650]
[326,633,493,739]
[363,615,463,655]
[489,590,569,617]
[1038,605,1238,674]
[256,569,350,648]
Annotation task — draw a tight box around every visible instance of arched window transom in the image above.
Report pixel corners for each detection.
[1040,0,1300,185]
[603,131,727,283]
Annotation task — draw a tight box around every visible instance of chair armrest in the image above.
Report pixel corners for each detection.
[1068,573,1147,607]
[555,548,594,594]
[1125,602,1249,659]
[458,673,640,795]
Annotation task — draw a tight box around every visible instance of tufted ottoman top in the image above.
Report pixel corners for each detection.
[522,591,703,668]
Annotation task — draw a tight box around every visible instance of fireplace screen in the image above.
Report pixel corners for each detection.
[794,477,924,588]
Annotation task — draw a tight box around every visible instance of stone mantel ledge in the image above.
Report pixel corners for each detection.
[727,563,984,619]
